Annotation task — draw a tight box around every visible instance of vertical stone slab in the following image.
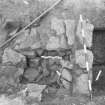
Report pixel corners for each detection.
[64,19,75,46]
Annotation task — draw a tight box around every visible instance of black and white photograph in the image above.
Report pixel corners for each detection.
[0,0,105,105]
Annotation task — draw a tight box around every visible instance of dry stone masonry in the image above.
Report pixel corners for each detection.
[0,13,94,98]
[0,0,97,104]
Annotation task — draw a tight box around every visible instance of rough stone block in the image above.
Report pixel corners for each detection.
[14,28,41,50]
[64,19,75,46]
[76,19,94,47]
[26,83,46,101]
[23,68,39,82]
[61,68,72,89]
[2,48,26,66]
[73,73,90,95]
[75,49,93,69]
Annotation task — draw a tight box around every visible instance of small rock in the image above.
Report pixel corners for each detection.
[64,19,75,46]
[2,47,26,66]
[51,17,65,35]
[75,49,93,69]
[23,68,39,82]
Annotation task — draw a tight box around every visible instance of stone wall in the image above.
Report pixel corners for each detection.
[0,0,102,97]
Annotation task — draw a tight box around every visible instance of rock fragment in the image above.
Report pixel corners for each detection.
[2,47,26,66]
